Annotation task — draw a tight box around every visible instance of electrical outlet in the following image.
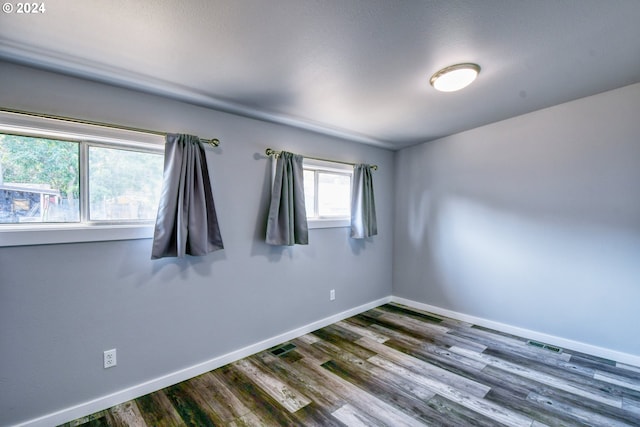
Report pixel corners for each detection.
[330,289,336,301]
[104,349,117,368]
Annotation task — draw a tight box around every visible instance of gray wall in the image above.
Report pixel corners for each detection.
[393,83,640,356]
[0,61,394,426]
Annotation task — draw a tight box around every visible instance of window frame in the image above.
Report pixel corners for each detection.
[302,158,353,229]
[0,111,165,247]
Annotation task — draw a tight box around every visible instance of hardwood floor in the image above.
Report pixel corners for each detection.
[62,304,640,426]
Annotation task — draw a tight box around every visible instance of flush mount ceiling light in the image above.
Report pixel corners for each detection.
[430,63,481,92]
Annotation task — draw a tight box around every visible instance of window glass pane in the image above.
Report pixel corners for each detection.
[89,146,163,221]
[0,133,79,223]
[317,172,350,217]
[303,169,315,217]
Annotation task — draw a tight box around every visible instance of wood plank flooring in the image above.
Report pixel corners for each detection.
[62,304,640,426]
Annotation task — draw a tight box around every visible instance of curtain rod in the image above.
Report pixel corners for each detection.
[0,108,220,147]
[265,148,378,171]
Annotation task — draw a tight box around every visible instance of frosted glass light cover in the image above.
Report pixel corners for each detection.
[430,64,480,92]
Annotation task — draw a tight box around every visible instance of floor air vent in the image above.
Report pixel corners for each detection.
[527,340,562,353]
[270,343,296,357]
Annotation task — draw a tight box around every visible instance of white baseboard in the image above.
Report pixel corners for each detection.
[15,294,640,426]
[392,296,640,368]
[15,296,392,427]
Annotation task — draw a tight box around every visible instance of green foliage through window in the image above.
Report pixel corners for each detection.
[0,132,163,224]
[0,134,79,223]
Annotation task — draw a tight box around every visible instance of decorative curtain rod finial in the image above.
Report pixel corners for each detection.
[204,138,220,147]
[265,148,281,158]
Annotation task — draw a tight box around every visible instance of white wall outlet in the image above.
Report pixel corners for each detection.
[330,289,336,301]
[104,349,117,368]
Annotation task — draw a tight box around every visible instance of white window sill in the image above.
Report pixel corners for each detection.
[0,219,353,247]
[0,224,155,247]
[308,218,350,229]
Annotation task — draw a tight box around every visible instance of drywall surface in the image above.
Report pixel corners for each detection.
[393,83,640,357]
[0,61,394,426]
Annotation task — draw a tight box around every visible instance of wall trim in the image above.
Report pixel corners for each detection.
[392,296,640,368]
[0,44,394,150]
[15,294,640,426]
[14,296,392,427]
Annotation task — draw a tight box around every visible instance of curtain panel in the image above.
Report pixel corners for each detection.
[266,151,308,246]
[151,133,224,259]
[351,164,377,239]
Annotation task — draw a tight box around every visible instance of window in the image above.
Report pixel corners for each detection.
[0,111,165,247]
[1,134,80,224]
[87,146,163,221]
[303,158,352,229]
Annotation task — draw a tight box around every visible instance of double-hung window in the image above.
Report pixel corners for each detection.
[0,111,165,247]
[302,158,352,229]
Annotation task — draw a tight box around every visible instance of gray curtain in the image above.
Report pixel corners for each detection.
[351,164,377,239]
[151,133,224,259]
[266,151,308,245]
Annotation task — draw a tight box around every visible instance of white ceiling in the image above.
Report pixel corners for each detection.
[1,0,640,150]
